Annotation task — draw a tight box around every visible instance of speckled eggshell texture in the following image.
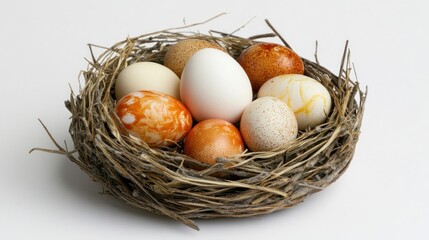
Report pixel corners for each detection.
[240,97,298,152]
[237,43,304,92]
[115,90,192,148]
[258,74,332,130]
[164,39,225,77]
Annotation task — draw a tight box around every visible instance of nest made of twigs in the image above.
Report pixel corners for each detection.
[37,18,366,230]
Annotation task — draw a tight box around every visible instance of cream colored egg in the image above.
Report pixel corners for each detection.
[240,97,298,152]
[258,74,332,130]
[115,62,180,100]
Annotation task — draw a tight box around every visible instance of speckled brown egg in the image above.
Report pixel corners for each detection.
[237,43,304,92]
[164,39,225,77]
[240,97,298,152]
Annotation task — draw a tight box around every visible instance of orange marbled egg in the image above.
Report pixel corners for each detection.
[184,119,245,166]
[115,90,192,148]
[237,43,304,92]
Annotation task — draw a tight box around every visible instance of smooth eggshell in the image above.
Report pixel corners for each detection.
[258,74,332,130]
[181,48,253,123]
[184,119,244,166]
[164,39,225,77]
[240,97,298,152]
[115,62,180,100]
[115,90,192,148]
[237,43,304,92]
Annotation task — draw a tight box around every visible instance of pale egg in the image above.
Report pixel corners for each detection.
[258,74,332,130]
[115,62,180,100]
[240,97,298,152]
[180,48,253,123]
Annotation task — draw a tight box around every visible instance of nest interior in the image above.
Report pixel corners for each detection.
[38,21,366,230]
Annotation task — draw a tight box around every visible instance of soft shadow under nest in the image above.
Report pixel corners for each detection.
[35,18,366,230]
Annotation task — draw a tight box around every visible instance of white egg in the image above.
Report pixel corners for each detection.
[240,97,298,152]
[180,48,253,123]
[258,74,332,130]
[115,62,180,100]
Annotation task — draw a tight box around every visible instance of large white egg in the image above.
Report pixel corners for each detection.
[115,62,180,100]
[180,48,253,123]
[258,74,332,130]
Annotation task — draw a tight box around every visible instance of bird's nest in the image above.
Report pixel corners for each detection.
[34,16,366,230]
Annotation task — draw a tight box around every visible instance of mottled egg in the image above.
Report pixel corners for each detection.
[238,43,304,92]
[115,90,192,148]
[258,74,332,130]
[115,62,180,100]
[184,119,245,166]
[164,39,225,77]
[181,48,253,123]
[240,97,298,152]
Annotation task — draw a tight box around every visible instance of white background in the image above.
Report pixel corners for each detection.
[1,0,428,239]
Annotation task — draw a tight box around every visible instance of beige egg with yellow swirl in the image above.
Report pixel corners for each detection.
[258,74,332,130]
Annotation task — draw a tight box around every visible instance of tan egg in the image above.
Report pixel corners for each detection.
[240,97,298,152]
[237,43,304,92]
[164,39,225,77]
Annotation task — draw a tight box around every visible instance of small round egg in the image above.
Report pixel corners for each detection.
[115,90,192,148]
[115,62,180,100]
[164,39,225,77]
[240,97,298,152]
[258,74,332,130]
[237,43,304,92]
[184,119,245,166]
[180,48,253,123]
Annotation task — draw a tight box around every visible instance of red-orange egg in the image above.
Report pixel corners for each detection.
[184,119,245,166]
[237,43,304,92]
[115,90,192,148]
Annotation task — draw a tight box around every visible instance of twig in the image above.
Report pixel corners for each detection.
[338,40,349,87]
[314,41,320,65]
[209,30,240,38]
[31,119,65,153]
[163,13,227,33]
[229,16,256,36]
[248,33,276,40]
[264,19,292,49]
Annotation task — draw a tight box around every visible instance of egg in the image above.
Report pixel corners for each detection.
[115,90,192,148]
[258,74,332,130]
[184,119,245,166]
[237,43,304,92]
[181,48,253,123]
[240,97,298,152]
[164,39,225,77]
[115,62,180,100]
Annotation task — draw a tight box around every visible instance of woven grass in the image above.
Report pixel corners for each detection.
[33,17,366,230]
